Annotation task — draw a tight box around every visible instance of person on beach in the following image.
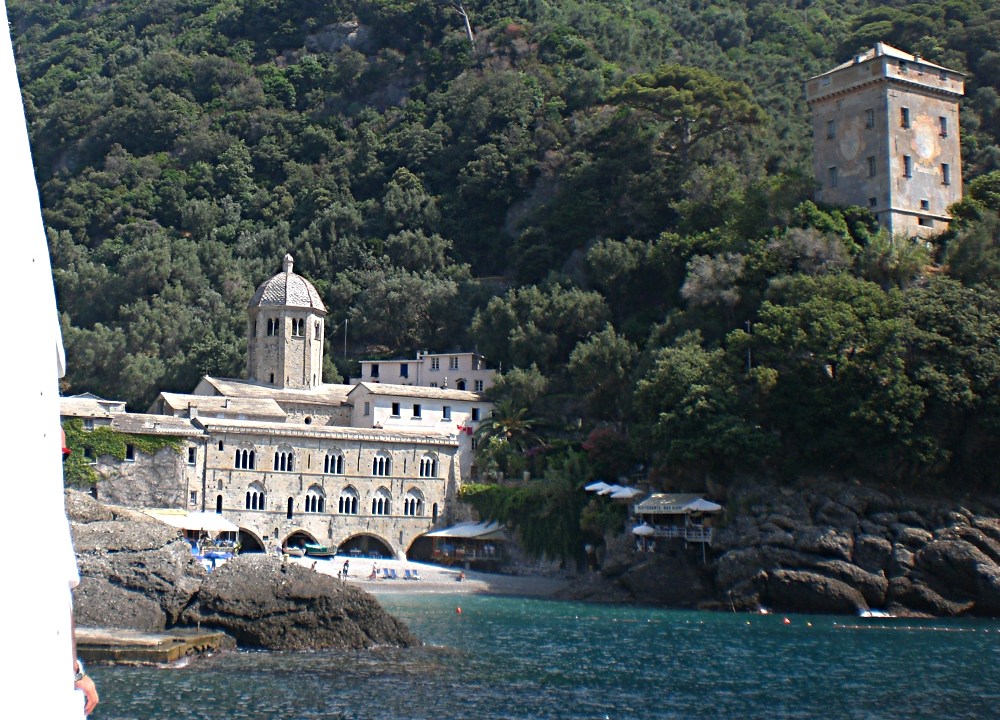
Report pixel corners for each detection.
[343,559,350,578]
[1,2,99,712]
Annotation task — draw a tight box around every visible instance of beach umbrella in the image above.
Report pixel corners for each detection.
[686,498,722,513]
[610,486,643,500]
[584,481,611,493]
[631,523,655,536]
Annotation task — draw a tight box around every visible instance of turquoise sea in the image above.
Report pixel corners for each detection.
[90,593,999,720]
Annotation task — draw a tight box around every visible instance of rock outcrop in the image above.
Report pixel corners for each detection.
[67,491,418,650]
[181,554,419,651]
[711,480,1000,616]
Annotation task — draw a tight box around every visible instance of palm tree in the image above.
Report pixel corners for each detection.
[473,399,543,480]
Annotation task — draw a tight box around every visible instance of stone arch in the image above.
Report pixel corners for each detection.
[237,527,265,553]
[337,532,394,559]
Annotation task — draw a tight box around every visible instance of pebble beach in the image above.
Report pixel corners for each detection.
[288,554,570,597]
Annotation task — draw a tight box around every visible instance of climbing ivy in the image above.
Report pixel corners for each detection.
[61,418,183,488]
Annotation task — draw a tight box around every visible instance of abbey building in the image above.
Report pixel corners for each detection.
[61,255,494,559]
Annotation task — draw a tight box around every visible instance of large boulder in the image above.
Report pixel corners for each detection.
[68,493,206,630]
[181,554,419,650]
[764,569,868,614]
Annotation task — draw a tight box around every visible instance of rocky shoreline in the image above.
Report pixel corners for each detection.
[67,491,418,653]
[559,478,1000,617]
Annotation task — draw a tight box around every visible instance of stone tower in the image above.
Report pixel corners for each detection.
[247,254,327,389]
[805,42,964,237]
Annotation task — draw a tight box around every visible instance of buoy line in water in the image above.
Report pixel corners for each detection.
[833,623,993,632]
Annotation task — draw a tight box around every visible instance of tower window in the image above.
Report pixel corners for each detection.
[826,119,836,139]
[828,166,838,188]
[903,156,913,178]
[867,156,876,178]
[920,199,930,210]
[869,197,877,208]
[939,116,949,137]
[919,218,933,227]
[942,163,951,186]
[901,107,910,128]
[865,108,874,129]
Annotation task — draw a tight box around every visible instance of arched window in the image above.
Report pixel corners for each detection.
[266,318,275,336]
[305,485,326,513]
[456,379,467,391]
[215,495,223,513]
[371,487,392,516]
[403,488,424,516]
[372,452,391,476]
[287,497,294,519]
[338,486,359,515]
[245,482,266,511]
[234,446,256,470]
[418,454,438,478]
[324,450,345,475]
[274,446,295,472]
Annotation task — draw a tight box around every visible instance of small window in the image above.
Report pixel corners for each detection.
[942,163,951,186]
[901,107,910,128]
[189,490,198,506]
[869,197,877,208]
[391,402,400,417]
[188,447,196,464]
[826,119,836,139]
[939,116,948,137]
[918,218,933,228]
[920,199,930,210]
[865,108,875,129]
[400,363,409,378]
[430,382,438,388]
[474,380,484,392]
[431,357,440,370]
[903,156,912,178]
[866,156,876,178]
[218,440,224,451]
[449,356,459,370]
[314,322,321,340]
[83,418,95,430]
[269,373,274,383]
[370,363,379,378]
[363,401,370,416]
[828,166,838,188]
[899,60,908,73]
[413,404,422,418]
[443,406,452,420]
[472,408,481,422]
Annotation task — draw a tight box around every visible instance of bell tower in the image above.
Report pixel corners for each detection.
[247,254,327,389]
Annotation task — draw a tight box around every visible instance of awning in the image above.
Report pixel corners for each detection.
[598,484,623,495]
[144,509,240,533]
[422,521,507,541]
[584,481,611,492]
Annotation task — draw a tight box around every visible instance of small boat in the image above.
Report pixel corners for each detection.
[303,542,335,558]
[283,546,306,557]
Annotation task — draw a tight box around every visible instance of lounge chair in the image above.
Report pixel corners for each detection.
[410,569,421,581]
[389,568,400,580]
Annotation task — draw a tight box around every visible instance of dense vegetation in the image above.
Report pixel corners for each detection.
[14,0,1000,557]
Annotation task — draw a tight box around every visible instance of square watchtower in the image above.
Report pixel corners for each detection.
[805,43,964,237]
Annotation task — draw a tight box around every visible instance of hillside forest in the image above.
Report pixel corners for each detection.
[13,0,1000,556]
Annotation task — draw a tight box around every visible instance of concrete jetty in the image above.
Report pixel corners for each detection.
[76,627,235,665]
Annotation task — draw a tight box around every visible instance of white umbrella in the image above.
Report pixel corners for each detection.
[584,481,611,493]
[686,498,722,513]
[610,487,643,499]
[631,523,655,536]
[598,484,623,495]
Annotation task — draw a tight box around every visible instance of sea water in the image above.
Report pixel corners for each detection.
[90,594,1000,719]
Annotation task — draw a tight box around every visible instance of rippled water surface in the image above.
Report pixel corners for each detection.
[91,594,1000,719]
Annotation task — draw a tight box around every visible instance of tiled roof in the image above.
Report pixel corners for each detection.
[153,392,287,420]
[199,377,353,406]
[60,396,125,418]
[195,417,459,446]
[109,413,202,437]
[349,382,485,402]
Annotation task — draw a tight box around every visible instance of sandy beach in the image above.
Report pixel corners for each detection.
[288,554,570,598]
